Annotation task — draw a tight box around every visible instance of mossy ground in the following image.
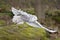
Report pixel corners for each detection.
[0,22,49,40]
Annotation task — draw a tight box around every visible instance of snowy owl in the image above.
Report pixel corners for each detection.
[11,7,57,33]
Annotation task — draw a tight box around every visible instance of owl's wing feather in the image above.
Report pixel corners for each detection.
[26,22,40,28]
[11,7,20,15]
[35,21,57,33]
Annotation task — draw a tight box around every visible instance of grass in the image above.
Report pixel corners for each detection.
[0,23,49,40]
[0,12,13,18]
[0,20,6,26]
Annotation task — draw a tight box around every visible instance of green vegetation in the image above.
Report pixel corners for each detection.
[0,23,49,40]
[23,8,35,15]
[55,37,60,40]
[45,10,60,23]
[0,20,6,26]
[0,12,13,18]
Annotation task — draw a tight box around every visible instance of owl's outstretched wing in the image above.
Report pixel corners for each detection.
[26,22,40,28]
[11,7,20,16]
[35,21,57,33]
[12,7,29,16]
[26,21,57,33]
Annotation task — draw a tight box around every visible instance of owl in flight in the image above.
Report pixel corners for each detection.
[12,7,57,33]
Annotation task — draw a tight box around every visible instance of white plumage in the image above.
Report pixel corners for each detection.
[11,7,57,33]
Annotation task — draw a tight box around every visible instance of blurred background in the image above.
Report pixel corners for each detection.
[0,0,60,40]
